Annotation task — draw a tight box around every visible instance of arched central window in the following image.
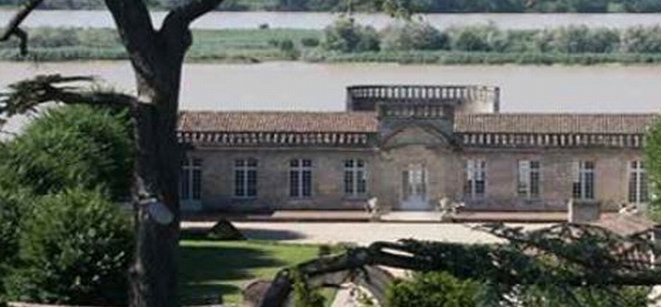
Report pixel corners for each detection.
[290,159,312,197]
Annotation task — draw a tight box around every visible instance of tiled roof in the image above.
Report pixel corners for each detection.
[178,111,659,137]
[178,111,378,133]
[455,113,658,135]
[592,214,657,237]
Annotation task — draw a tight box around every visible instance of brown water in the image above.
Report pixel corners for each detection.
[2,61,659,113]
[3,10,661,30]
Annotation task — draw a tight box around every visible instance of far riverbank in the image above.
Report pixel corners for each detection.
[5,27,661,66]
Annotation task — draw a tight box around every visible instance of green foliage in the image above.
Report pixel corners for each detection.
[8,0,661,12]
[3,189,133,306]
[645,118,661,222]
[322,18,380,53]
[0,105,133,200]
[7,26,661,65]
[624,0,661,12]
[292,270,325,307]
[519,285,650,307]
[300,37,320,47]
[0,188,34,302]
[534,26,620,53]
[448,25,508,52]
[386,271,479,307]
[381,21,449,51]
[620,26,661,53]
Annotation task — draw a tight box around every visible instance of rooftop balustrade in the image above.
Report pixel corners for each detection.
[346,85,500,112]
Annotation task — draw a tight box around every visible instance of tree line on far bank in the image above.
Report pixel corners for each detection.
[7,22,661,65]
[322,19,661,54]
[3,0,661,13]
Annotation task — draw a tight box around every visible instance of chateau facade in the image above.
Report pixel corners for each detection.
[177,85,657,213]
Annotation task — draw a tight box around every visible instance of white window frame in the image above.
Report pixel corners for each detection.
[344,159,368,197]
[290,159,313,198]
[629,160,648,204]
[572,161,595,200]
[234,158,258,198]
[180,157,202,201]
[465,159,486,199]
[518,160,540,199]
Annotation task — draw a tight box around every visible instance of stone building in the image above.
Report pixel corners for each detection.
[177,85,658,213]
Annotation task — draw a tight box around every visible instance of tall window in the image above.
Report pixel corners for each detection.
[629,161,649,204]
[465,159,486,199]
[235,158,258,198]
[572,161,595,200]
[518,160,540,199]
[344,159,367,197]
[180,158,202,201]
[290,159,312,197]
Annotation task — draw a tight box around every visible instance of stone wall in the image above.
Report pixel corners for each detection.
[460,147,643,211]
[188,143,644,213]
[190,146,375,212]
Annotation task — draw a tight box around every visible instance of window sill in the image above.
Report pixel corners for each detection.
[232,197,257,201]
[342,196,369,201]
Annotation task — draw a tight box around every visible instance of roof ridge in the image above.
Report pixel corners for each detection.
[458,112,659,116]
[179,110,375,115]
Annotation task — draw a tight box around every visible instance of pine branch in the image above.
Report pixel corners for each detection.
[0,74,138,118]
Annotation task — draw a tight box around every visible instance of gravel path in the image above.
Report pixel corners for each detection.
[182,221,550,245]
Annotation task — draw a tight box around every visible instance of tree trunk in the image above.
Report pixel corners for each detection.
[128,43,186,307]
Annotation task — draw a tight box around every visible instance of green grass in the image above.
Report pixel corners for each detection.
[179,237,323,305]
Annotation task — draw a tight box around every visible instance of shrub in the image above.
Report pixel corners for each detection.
[386,272,479,307]
[538,26,620,53]
[300,37,320,47]
[381,22,449,51]
[0,105,133,200]
[621,26,661,53]
[447,25,508,52]
[624,0,661,12]
[4,189,133,306]
[322,18,380,52]
[29,28,81,48]
[0,189,32,264]
[0,188,34,301]
[207,220,246,240]
[645,118,661,222]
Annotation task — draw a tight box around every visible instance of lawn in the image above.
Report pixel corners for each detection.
[179,237,323,305]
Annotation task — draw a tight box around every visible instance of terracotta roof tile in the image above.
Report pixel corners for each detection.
[178,111,378,133]
[178,111,659,135]
[455,113,658,134]
[591,214,657,237]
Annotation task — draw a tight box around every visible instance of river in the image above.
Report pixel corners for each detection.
[1,61,660,136]
[1,61,659,113]
[3,10,661,30]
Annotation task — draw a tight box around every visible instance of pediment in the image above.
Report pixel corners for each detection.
[380,124,457,150]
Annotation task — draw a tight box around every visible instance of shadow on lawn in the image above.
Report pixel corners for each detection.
[239,227,307,241]
[179,243,284,305]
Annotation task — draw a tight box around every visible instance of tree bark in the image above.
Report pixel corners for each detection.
[1,1,224,306]
[128,46,186,307]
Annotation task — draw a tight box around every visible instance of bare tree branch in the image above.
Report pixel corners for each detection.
[0,0,43,55]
